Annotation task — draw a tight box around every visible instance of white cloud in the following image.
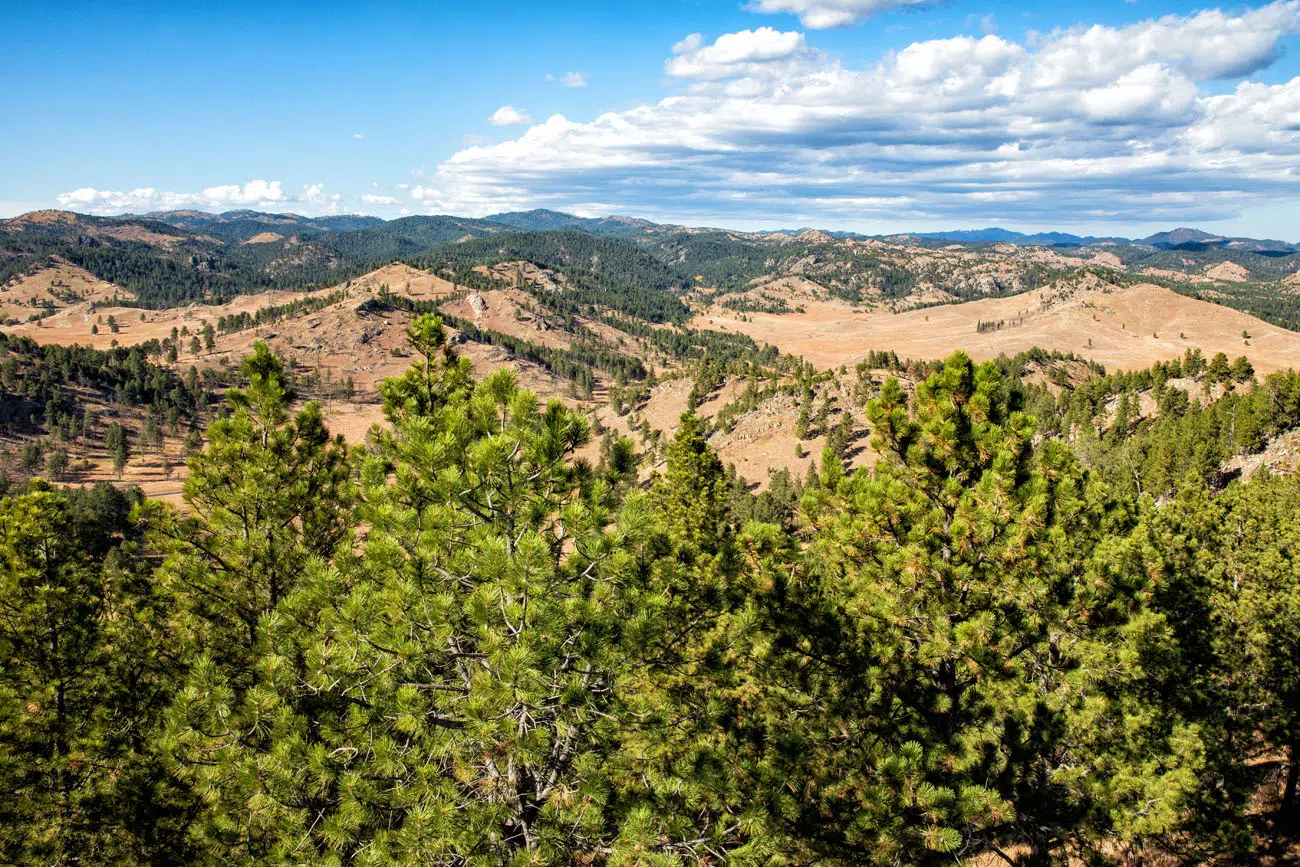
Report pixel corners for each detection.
[55,180,348,216]
[426,3,1300,226]
[202,179,285,205]
[666,28,810,80]
[490,105,533,125]
[299,183,327,203]
[58,179,286,214]
[1078,64,1198,123]
[1185,77,1300,151]
[352,132,365,139]
[361,194,402,206]
[1032,1,1300,86]
[561,71,587,87]
[747,0,932,29]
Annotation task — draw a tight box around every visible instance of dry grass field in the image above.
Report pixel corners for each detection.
[696,277,1300,375]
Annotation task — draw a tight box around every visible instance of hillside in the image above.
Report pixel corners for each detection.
[7,207,1300,331]
[697,275,1300,374]
[7,209,1300,507]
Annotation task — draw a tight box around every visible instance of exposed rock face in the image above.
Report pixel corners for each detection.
[467,292,487,321]
[797,229,835,244]
[1223,427,1300,483]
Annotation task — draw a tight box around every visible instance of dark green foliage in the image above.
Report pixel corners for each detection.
[411,229,694,323]
[4,334,1300,865]
[0,333,209,434]
[322,214,507,261]
[0,212,503,309]
[762,353,1201,864]
[0,482,194,865]
[215,289,347,334]
[149,210,385,242]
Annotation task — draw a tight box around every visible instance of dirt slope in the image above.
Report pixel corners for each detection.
[1,261,134,321]
[695,280,1300,374]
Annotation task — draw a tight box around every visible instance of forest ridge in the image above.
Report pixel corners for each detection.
[4,315,1300,865]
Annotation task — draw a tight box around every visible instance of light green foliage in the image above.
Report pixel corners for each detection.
[768,352,1200,865]
[6,329,1300,865]
[139,341,356,863]
[137,318,763,865]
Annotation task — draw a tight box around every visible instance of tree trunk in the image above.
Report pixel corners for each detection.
[1281,741,1300,824]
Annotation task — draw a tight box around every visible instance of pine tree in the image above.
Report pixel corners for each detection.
[765,352,1201,865]
[1139,474,1300,850]
[138,341,356,863]
[105,422,129,476]
[175,318,766,864]
[0,485,193,865]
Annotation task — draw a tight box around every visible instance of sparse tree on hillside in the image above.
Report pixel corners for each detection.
[1208,351,1232,385]
[45,448,68,479]
[105,423,129,477]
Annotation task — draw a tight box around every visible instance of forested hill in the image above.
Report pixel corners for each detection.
[5,324,1300,865]
[0,211,517,308]
[139,209,385,242]
[7,208,1300,331]
[485,208,661,236]
[410,229,695,321]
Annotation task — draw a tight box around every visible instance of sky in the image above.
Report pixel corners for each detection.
[4,0,1300,238]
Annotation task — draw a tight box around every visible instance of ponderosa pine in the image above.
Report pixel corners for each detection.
[139,341,357,863]
[763,351,1201,865]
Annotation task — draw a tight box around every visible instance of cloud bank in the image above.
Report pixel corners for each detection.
[55,181,345,216]
[418,1,1300,227]
[748,0,933,29]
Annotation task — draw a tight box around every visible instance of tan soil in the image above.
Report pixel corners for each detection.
[1205,261,1251,282]
[1,261,134,321]
[440,289,572,351]
[693,280,1300,375]
[1142,267,1206,282]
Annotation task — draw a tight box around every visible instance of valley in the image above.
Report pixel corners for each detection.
[5,207,1300,499]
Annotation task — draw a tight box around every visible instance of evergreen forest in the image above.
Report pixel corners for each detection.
[4,315,1300,866]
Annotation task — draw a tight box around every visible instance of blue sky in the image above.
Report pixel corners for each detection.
[4,0,1300,237]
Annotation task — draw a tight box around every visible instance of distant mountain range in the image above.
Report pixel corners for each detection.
[482,210,1300,253]
[5,205,1300,333]
[83,206,1291,253]
[900,226,1300,252]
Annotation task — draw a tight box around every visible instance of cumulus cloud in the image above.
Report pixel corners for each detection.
[561,71,587,87]
[747,0,932,29]
[1032,1,1300,85]
[352,132,365,139]
[490,105,533,125]
[299,183,328,203]
[54,180,352,216]
[422,2,1300,226]
[666,28,811,80]
[361,194,402,206]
